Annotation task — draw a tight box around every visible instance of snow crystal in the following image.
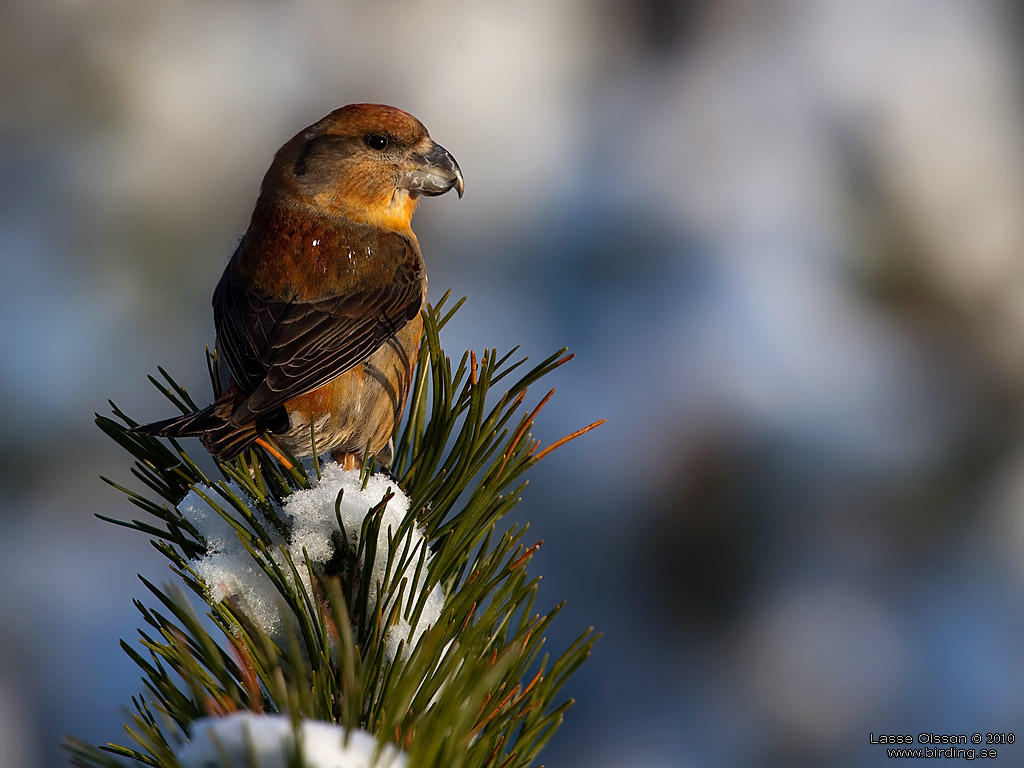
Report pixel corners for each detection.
[178,713,407,768]
[178,464,443,660]
[179,485,256,554]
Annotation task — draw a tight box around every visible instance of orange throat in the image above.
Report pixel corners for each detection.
[314,188,420,233]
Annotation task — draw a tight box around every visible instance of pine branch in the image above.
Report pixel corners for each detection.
[68,294,601,768]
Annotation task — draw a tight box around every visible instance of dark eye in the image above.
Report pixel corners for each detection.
[364,134,389,151]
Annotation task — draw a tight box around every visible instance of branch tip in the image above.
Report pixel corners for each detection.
[533,419,606,461]
[510,541,542,570]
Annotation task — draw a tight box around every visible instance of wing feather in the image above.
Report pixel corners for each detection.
[213,233,424,427]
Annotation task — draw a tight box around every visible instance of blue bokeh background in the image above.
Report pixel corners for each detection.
[4,2,1024,766]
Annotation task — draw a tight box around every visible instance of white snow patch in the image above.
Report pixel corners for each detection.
[178,464,443,660]
[178,713,407,768]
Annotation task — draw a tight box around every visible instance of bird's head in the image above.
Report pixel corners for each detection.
[264,103,464,232]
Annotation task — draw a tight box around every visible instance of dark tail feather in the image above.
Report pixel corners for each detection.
[133,408,217,438]
[133,404,262,462]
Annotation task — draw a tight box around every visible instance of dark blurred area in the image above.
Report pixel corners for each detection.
[5,1,1024,766]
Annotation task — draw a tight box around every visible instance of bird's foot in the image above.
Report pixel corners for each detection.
[331,450,363,471]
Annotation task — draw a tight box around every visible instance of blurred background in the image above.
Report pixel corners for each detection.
[4,0,1024,766]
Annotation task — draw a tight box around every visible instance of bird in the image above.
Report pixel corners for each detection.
[135,104,464,470]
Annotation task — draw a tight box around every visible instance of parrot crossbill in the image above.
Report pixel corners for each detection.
[136,104,463,470]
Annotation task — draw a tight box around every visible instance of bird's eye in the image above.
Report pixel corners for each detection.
[365,134,389,151]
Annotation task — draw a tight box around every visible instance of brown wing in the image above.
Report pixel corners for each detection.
[213,241,424,427]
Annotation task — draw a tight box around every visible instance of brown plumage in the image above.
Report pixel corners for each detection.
[136,104,464,469]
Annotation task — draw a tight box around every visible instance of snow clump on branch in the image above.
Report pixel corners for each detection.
[178,712,407,768]
[178,462,443,661]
